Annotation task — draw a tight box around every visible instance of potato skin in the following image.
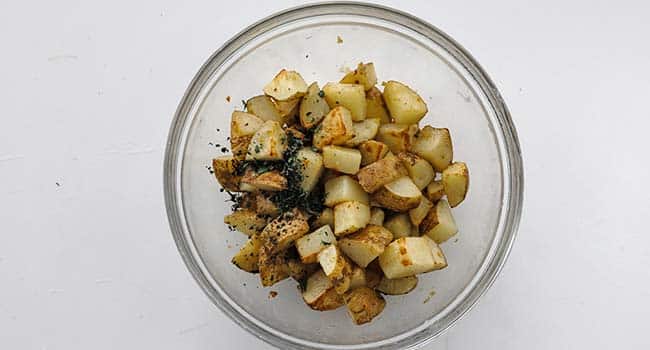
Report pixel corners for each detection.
[358,140,390,166]
[442,162,469,207]
[376,123,419,153]
[246,95,283,122]
[241,169,288,191]
[357,155,408,193]
[263,69,308,101]
[397,152,435,190]
[371,176,422,212]
[338,225,393,267]
[365,87,391,124]
[411,126,453,172]
[313,106,355,149]
[425,180,445,203]
[300,82,330,129]
[344,287,386,325]
[224,209,268,236]
[340,62,378,91]
[259,209,310,255]
[231,236,263,273]
[382,80,428,125]
[212,156,241,192]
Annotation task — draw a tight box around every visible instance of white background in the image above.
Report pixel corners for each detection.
[2,0,649,349]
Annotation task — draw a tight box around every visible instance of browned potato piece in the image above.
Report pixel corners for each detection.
[252,193,280,217]
[382,81,428,125]
[383,213,414,239]
[376,275,418,295]
[411,126,453,172]
[212,156,241,192]
[318,245,353,294]
[322,146,361,175]
[258,246,290,287]
[425,180,445,203]
[312,106,355,149]
[263,69,308,101]
[333,201,370,236]
[339,225,393,267]
[371,176,422,212]
[231,235,263,273]
[246,95,283,123]
[397,152,435,190]
[344,287,386,325]
[409,196,434,226]
[295,225,337,264]
[349,266,368,290]
[340,62,377,91]
[231,111,265,160]
[376,123,419,153]
[313,208,334,228]
[365,87,391,124]
[365,269,382,289]
[378,237,447,279]
[357,155,408,193]
[368,207,385,226]
[421,199,458,243]
[324,176,368,207]
[344,118,381,147]
[259,209,310,255]
[442,162,469,207]
[246,120,288,161]
[322,83,367,121]
[358,140,390,166]
[241,169,288,191]
[302,270,345,311]
[224,209,267,236]
[272,97,301,125]
[300,82,330,129]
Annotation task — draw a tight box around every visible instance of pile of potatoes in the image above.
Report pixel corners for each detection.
[212,63,470,325]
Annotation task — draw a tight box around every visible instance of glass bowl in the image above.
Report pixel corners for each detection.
[164,2,523,349]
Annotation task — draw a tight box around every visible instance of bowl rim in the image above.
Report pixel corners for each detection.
[164,2,524,349]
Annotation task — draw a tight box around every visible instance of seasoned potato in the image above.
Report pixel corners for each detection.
[224,209,267,236]
[313,106,355,149]
[376,275,418,295]
[334,201,370,236]
[339,225,393,267]
[318,245,353,294]
[376,123,419,153]
[239,182,257,192]
[296,147,324,192]
[411,126,453,172]
[253,193,280,217]
[241,169,288,191]
[263,69,308,101]
[384,213,414,239]
[273,97,301,124]
[259,209,310,255]
[382,80,428,125]
[286,259,319,283]
[324,176,368,206]
[344,118,381,147]
[378,236,447,279]
[409,196,433,226]
[322,83,367,121]
[421,199,458,243]
[349,266,368,290]
[371,176,422,212]
[231,235,263,273]
[295,225,337,264]
[258,246,290,286]
[344,287,386,325]
[299,82,330,129]
[358,140,390,166]
[302,270,345,311]
[246,120,288,161]
[425,180,445,203]
[340,62,377,91]
[212,156,241,192]
[365,87,391,124]
[442,162,469,207]
[357,155,408,193]
[231,111,265,159]
[369,207,385,226]
[322,145,361,175]
[313,208,334,228]
[246,95,283,123]
[397,152,435,190]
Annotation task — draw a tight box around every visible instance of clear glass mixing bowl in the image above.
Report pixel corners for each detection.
[164,2,523,349]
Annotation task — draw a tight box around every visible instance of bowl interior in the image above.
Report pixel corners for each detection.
[169,4,517,349]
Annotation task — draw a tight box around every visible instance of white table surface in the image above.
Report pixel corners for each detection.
[2,0,650,349]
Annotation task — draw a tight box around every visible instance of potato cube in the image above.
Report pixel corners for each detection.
[212,156,241,192]
[376,123,419,153]
[231,111,265,138]
[259,209,310,255]
[312,106,355,149]
[339,225,393,267]
[299,82,330,129]
[322,145,361,175]
[263,69,308,101]
[318,245,353,294]
[246,95,283,123]
[340,62,377,91]
[382,81,428,124]
[344,287,386,325]
[421,199,458,243]
[369,207,385,226]
[384,213,414,239]
[425,180,445,203]
[324,176,368,206]
[258,246,290,286]
[357,155,408,193]
[224,209,267,236]
[296,147,324,192]
[313,208,334,228]
[231,236,263,273]
[397,152,435,190]
[442,162,469,207]
[302,270,345,311]
[323,83,367,121]
[365,87,391,124]
[409,196,433,227]
[371,176,422,212]
[349,266,368,290]
[334,201,370,236]
[246,120,287,161]
[378,236,447,279]
[358,140,390,166]
[344,118,381,147]
[295,225,337,264]
[411,126,453,172]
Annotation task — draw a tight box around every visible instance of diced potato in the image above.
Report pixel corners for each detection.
[442,162,469,207]
[313,106,355,149]
[384,213,414,239]
[302,270,345,311]
[318,245,353,294]
[334,201,370,237]
[272,97,301,124]
[369,207,385,226]
[382,81,428,124]
[231,111,265,138]
[246,120,288,161]
[313,208,334,228]
[224,209,267,236]
[358,140,390,166]
[212,156,241,192]
[299,82,330,129]
[365,87,391,124]
[425,180,445,203]
[411,126,453,172]
[339,225,393,267]
[231,235,263,273]
[371,176,422,212]
[409,196,433,226]
[344,118,381,147]
[252,193,280,217]
[246,95,283,123]
[286,259,319,283]
[378,236,447,279]
[344,287,386,325]
[340,62,377,91]
[230,136,252,160]
[296,147,324,192]
[324,176,368,206]
[349,266,368,290]
[241,169,288,191]
[295,225,337,264]
[376,123,419,153]
[322,146,361,175]
[258,246,290,286]
[421,199,458,243]
[263,69,308,101]
[397,152,435,190]
[322,83,367,121]
[357,155,408,193]
[376,276,418,295]
[259,209,310,255]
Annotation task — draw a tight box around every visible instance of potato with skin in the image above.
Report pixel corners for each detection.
[365,87,391,124]
[382,81,428,125]
[313,208,334,228]
[339,225,393,267]
[421,199,458,243]
[384,213,414,239]
[372,176,422,212]
[322,83,367,121]
[231,235,263,273]
[442,162,469,207]
[376,123,419,153]
[322,145,362,175]
[398,152,435,190]
[300,82,330,129]
[357,155,408,193]
[263,69,308,101]
[340,62,377,91]
[246,95,283,123]
[231,111,265,160]
[368,207,385,226]
[409,196,433,226]
[324,176,368,206]
[286,259,319,283]
[212,156,241,192]
[259,209,310,255]
[296,148,324,192]
[378,236,447,279]
[411,126,453,172]
[246,120,288,161]
[334,201,370,236]
[258,246,290,287]
[241,169,288,191]
[252,193,279,217]
[318,245,353,294]
[302,270,345,311]
[224,209,267,236]
[295,225,337,264]
[376,275,418,295]
[312,106,355,149]
[349,266,368,290]
[344,287,386,325]
[358,140,390,166]
[425,180,445,203]
[344,118,381,147]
